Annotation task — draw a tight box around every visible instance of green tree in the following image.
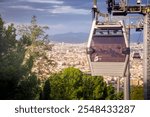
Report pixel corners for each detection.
[14,16,51,99]
[15,74,41,100]
[48,67,118,100]
[42,79,51,100]
[106,85,117,100]
[49,73,65,99]
[0,16,44,100]
[18,16,55,80]
[0,18,16,56]
[61,67,83,99]
[18,16,49,48]
[130,85,144,100]
[116,92,124,100]
[82,75,94,99]
[49,68,84,100]
[82,74,117,100]
[0,16,22,99]
[92,76,108,100]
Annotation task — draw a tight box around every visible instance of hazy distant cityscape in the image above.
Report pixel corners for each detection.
[32,42,143,89]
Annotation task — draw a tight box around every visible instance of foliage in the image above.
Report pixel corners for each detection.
[82,75,108,100]
[47,67,118,100]
[0,16,48,99]
[15,74,41,100]
[18,16,55,80]
[130,85,144,100]
[42,79,51,100]
[116,92,124,100]
[49,73,65,99]
[0,16,21,99]
[106,85,116,100]
[61,67,83,99]
[18,15,49,47]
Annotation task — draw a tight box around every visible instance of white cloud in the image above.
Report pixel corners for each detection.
[9,1,89,15]
[20,0,64,4]
[9,5,90,15]
[9,5,33,10]
[9,5,45,11]
[49,5,90,15]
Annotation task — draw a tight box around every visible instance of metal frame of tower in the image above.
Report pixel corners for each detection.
[124,27,130,100]
[107,0,150,100]
[144,13,150,99]
[90,0,150,99]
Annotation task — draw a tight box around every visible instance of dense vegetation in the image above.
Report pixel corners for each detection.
[0,16,47,99]
[40,67,121,100]
[0,16,143,100]
[130,85,144,100]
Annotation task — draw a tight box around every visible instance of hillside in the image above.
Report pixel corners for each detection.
[50,32,143,44]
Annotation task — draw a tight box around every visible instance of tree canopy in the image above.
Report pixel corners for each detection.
[0,16,48,99]
[46,67,119,100]
[130,85,144,100]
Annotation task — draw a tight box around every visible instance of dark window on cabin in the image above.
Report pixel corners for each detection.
[133,53,141,59]
[90,35,126,62]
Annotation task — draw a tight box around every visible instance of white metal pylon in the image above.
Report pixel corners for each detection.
[144,13,150,99]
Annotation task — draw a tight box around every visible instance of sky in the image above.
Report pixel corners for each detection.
[0,0,148,36]
[0,0,96,35]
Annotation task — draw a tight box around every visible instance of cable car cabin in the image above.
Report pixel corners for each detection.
[87,21,129,76]
[133,52,141,59]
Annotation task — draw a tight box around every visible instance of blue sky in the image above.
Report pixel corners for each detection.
[0,0,96,35]
[0,0,148,36]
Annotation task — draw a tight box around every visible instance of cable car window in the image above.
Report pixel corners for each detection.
[90,32,126,62]
[95,29,123,36]
[133,52,141,59]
